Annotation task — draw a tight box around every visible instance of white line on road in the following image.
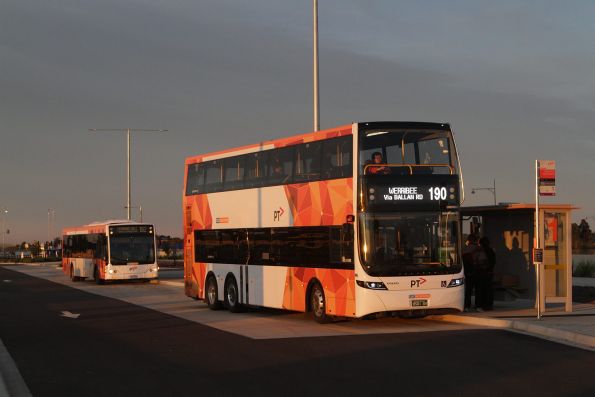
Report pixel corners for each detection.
[60,311,80,319]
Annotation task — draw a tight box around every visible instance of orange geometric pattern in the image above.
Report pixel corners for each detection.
[184,195,212,298]
[282,267,355,316]
[189,195,212,230]
[284,178,353,226]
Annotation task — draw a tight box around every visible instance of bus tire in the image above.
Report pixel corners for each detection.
[205,275,222,310]
[310,282,331,324]
[69,264,79,282]
[94,266,105,285]
[224,276,242,313]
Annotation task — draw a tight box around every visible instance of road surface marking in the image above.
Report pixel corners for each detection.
[60,311,80,319]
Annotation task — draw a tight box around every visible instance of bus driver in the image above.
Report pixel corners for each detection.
[366,152,391,175]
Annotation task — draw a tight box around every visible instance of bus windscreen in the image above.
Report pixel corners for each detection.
[109,226,155,265]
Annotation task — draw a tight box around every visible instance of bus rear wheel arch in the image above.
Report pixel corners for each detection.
[224,274,242,313]
[205,273,222,310]
[94,266,105,285]
[307,280,332,324]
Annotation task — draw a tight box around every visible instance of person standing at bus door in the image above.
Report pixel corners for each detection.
[366,152,391,174]
[462,234,479,312]
[477,237,496,311]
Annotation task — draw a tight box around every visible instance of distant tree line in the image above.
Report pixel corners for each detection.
[572,219,593,250]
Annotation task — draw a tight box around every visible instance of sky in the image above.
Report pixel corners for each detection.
[1,0,595,243]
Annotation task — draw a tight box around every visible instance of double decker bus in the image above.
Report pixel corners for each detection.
[62,220,158,284]
[183,122,464,322]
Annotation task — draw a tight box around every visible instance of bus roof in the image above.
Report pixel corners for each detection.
[62,220,151,235]
[185,123,352,165]
[184,121,452,165]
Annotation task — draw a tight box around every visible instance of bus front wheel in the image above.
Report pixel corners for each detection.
[205,276,222,310]
[310,282,331,324]
[224,276,242,313]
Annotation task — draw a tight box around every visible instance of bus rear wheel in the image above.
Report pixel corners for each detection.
[224,277,242,313]
[205,276,222,310]
[310,282,331,324]
[94,266,104,285]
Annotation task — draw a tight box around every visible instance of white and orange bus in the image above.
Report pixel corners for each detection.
[183,122,464,322]
[62,220,158,284]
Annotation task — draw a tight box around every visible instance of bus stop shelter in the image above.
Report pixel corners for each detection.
[461,203,575,312]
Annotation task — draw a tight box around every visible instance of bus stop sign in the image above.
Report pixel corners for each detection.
[538,160,556,196]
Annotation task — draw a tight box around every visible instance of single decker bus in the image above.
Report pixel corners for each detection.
[62,220,158,284]
[183,121,464,322]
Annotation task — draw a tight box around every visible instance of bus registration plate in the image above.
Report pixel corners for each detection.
[411,299,428,307]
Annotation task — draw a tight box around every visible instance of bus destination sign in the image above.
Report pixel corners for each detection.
[110,225,153,235]
[363,175,459,210]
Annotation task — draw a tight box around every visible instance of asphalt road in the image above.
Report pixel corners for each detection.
[1,267,594,397]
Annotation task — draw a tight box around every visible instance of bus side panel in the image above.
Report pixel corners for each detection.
[184,195,212,298]
[282,267,356,317]
[284,179,353,227]
[189,262,207,299]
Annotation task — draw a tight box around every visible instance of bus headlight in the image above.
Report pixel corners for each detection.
[356,280,388,290]
[447,277,464,288]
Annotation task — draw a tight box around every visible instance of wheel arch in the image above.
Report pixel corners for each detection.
[305,277,323,312]
[204,270,217,297]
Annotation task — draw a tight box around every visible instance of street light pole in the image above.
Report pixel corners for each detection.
[313,0,319,132]
[1,207,7,256]
[129,205,143,223]
[127,129,131,220]
[89,128,167,220]
[47,208,55,245]
[471,179,497,205]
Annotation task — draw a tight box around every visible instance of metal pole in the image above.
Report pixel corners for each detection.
[1,208,6,256]
[89,128,167,221]
[139,205,143,223]
[127,129,131,220]
[313,0,320,132]
[47,209,50,244]
[535,160,541,319]
[493,179,497,205]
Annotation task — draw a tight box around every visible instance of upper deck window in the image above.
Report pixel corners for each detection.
[267,146,294,185]
[244,151,268,188]
[185,134,353,195]
[204,160,223,193]
[186,163,204,195]
[322,136,352,179]
[294,141,322,183]
[224,156,245,190]
[360,129,455,176]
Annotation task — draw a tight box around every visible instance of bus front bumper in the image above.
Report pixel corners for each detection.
[355,284,464,318]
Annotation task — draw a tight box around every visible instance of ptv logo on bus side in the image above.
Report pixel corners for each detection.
[410,277,427,288]
[273,207,285,222]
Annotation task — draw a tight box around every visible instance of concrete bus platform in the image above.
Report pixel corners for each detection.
[430,299,595,351]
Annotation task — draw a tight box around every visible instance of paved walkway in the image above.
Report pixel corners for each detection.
[431,298,595,351]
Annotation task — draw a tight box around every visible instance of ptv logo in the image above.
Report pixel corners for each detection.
[273,207,285,222]
[410,277,427,288]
